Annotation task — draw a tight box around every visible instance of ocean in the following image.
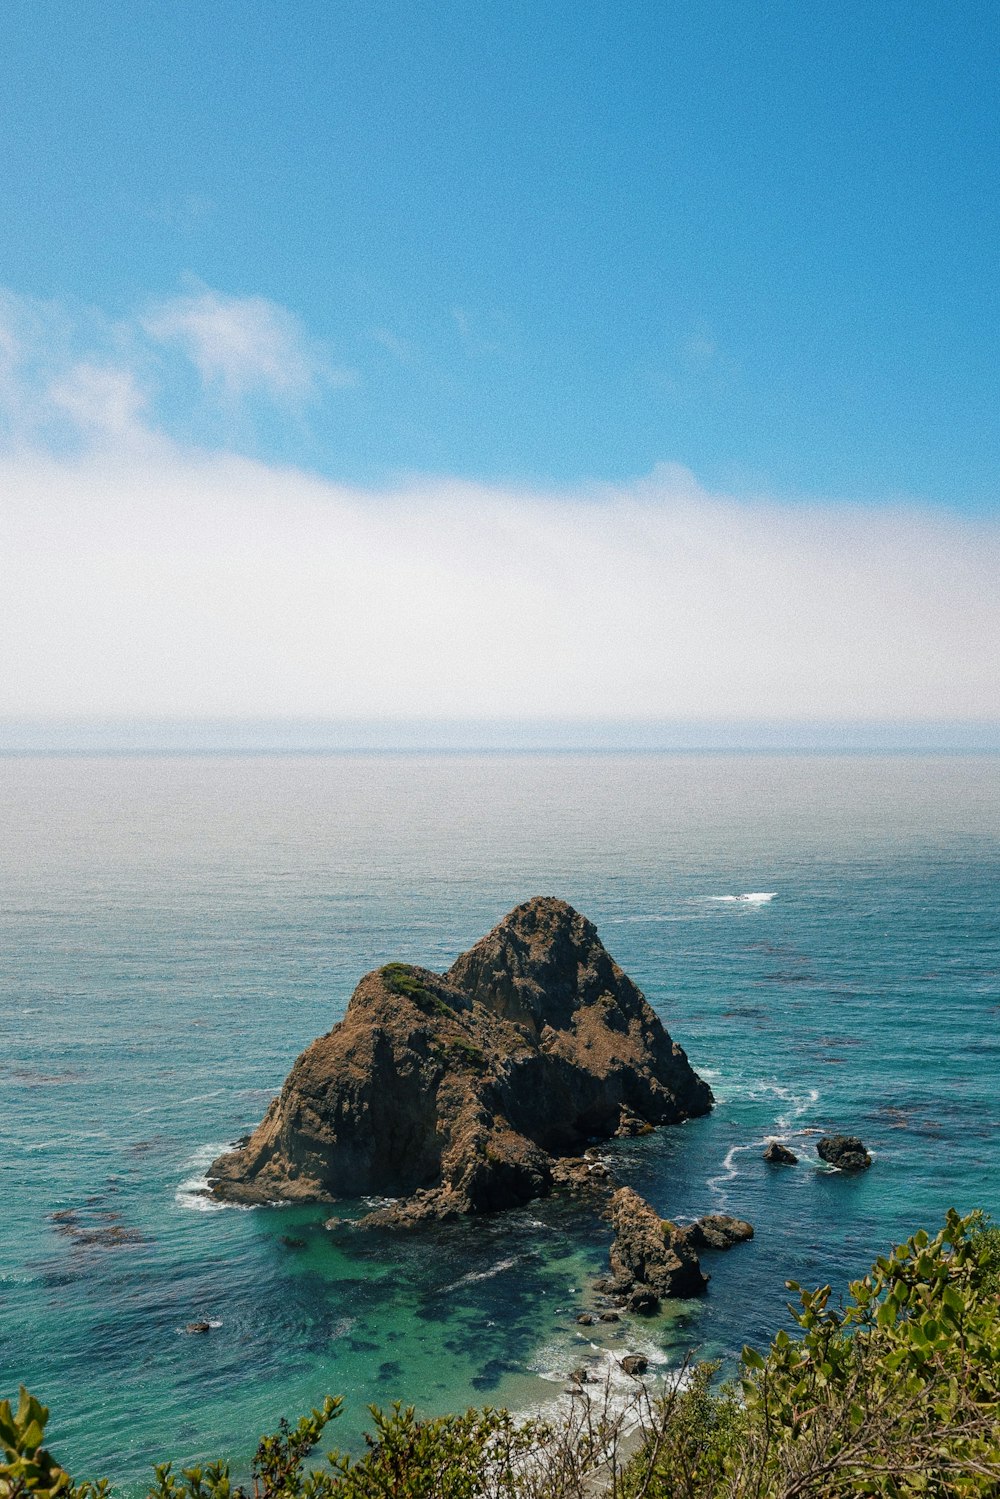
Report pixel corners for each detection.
[2,752,998,1487]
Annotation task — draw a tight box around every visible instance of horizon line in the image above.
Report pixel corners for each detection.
[2,716,999,755]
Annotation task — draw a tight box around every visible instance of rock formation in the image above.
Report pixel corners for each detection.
[763,1140,798,1165]
[598,1192,755,1313]
[679,1213,754,1252]
[605,1186,709,1309]
[817,1135,872,1171]
[208,897,712,1222]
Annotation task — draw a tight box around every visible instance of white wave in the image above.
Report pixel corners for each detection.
[175,1140,256,1213]
[706,1140,761,1198]
[774,1086,819,1132]
[443,1255,521,1293]
[708,892,776,904]
[523,1337,687,1450]
[739,1080,819,1128]
[137,1089,225,1118]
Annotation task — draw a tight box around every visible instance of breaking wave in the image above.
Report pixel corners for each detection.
[175,1141,255,1212]
[709,892,776,904]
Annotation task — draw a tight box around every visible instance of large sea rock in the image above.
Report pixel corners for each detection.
[208,897,712,1223]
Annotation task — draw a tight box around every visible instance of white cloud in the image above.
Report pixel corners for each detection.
[143,287,354,399]
[0,284,357,456]
[0,446,996,722]
[47,362,149,439]
[0,284,994,727]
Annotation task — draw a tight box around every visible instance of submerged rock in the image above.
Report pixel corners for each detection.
[817,1135,872,1171]
[208,898,712,1223]
[49,1207,147,1249]
[763,1140,798,1165]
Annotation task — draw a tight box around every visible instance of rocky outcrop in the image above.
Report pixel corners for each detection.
[600,1192,755,1314]
[208,898,712,1221]
[679,1213,754,1251]
[606,1186,709,1309]
[817,1135,871,1171]
[763,1141,798,1165]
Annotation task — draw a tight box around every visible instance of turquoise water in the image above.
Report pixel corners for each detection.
[2,753,999,1486]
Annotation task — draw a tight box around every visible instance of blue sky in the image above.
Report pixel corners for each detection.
[1,2,998,734]
[3,0,998,507]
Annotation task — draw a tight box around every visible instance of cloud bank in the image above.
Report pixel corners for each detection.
[0,284,996,724]
[1,446,997,721]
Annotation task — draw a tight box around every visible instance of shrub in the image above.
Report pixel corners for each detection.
[379,965,453,1019]
[623,1207,1000,1497]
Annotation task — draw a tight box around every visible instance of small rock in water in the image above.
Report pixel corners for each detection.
[627,1285,660,1314]
[681,1214,754,1251]
[817,1135,872,1171]
[185,1321,212,1334]
[620,1354,648,1375]
[576,1312,595,1325]
[763,1141,798,1165]
[599,1310,621,1323]
[280,1235,307,1248]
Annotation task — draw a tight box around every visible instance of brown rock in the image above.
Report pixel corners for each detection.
[626,1285,660,1314]
[576,1313,595,1326]
[185,1321,211,1334]
[763,1141,798,1165]
[680,1214,754,1252]
[599,1310,621,1323]
[608,1187,708,1300]
[208,898,712,1223]
[621,1354,648,1376]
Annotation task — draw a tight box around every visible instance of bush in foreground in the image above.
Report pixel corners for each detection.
[3,1210,1000,1499]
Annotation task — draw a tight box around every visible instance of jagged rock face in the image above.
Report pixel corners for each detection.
[607,1186,708,1303]
[448,898,710,1148]
[208,897,712,1220]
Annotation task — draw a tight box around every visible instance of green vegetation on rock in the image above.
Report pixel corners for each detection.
[379,964,454,1018]
[5,1212,1000,1499]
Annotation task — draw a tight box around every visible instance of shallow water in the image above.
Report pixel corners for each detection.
[2,753,998,1486]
